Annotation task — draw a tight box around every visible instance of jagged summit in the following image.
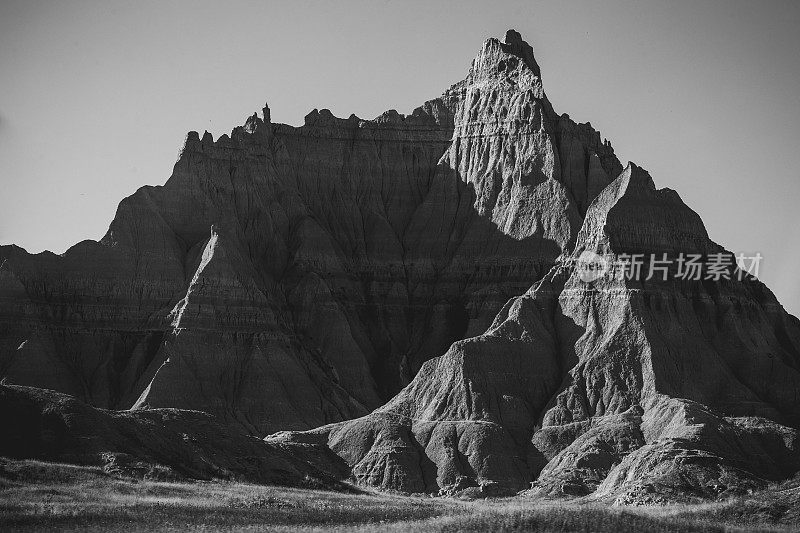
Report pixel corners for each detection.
[448,29,545,99]
[501,29,542,76]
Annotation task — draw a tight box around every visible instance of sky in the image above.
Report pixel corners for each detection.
[1,0,799,316]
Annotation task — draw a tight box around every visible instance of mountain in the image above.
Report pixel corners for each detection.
[1,30,798,503]
[0,30,618,437]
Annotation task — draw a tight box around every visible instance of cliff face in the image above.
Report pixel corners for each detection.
[276,163,800,502]
[0,31,620,437]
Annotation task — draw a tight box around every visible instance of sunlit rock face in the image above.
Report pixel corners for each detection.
[266,33,800,501]
[278,162,800,502]
[0,30,620,436]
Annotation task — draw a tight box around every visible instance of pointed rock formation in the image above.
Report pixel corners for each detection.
[0,30,620,435]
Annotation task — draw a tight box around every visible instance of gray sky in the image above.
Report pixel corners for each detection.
[1,0,799,316]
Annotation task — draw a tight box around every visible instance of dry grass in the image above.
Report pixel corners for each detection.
[0,460,797,532]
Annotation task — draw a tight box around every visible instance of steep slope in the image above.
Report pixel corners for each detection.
[274,163,800,502]
[0,30,620,435]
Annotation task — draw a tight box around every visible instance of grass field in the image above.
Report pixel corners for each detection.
[1,459,797,532]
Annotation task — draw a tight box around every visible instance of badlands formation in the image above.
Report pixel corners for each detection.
[1,31,798,504]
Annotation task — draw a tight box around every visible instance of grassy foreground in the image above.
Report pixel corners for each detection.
[1,460,797,532]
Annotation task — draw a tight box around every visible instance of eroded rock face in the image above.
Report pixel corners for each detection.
[0,30,619,436]
[274,163,800,502]
[3,30,798,503]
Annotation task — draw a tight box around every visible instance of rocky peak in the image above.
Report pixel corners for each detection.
[501,29,542,77]
[243,112,262,134]
[1,31,627,426]
[453,28,544,97]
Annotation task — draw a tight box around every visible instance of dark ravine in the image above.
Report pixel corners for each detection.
[1,30,799,503]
